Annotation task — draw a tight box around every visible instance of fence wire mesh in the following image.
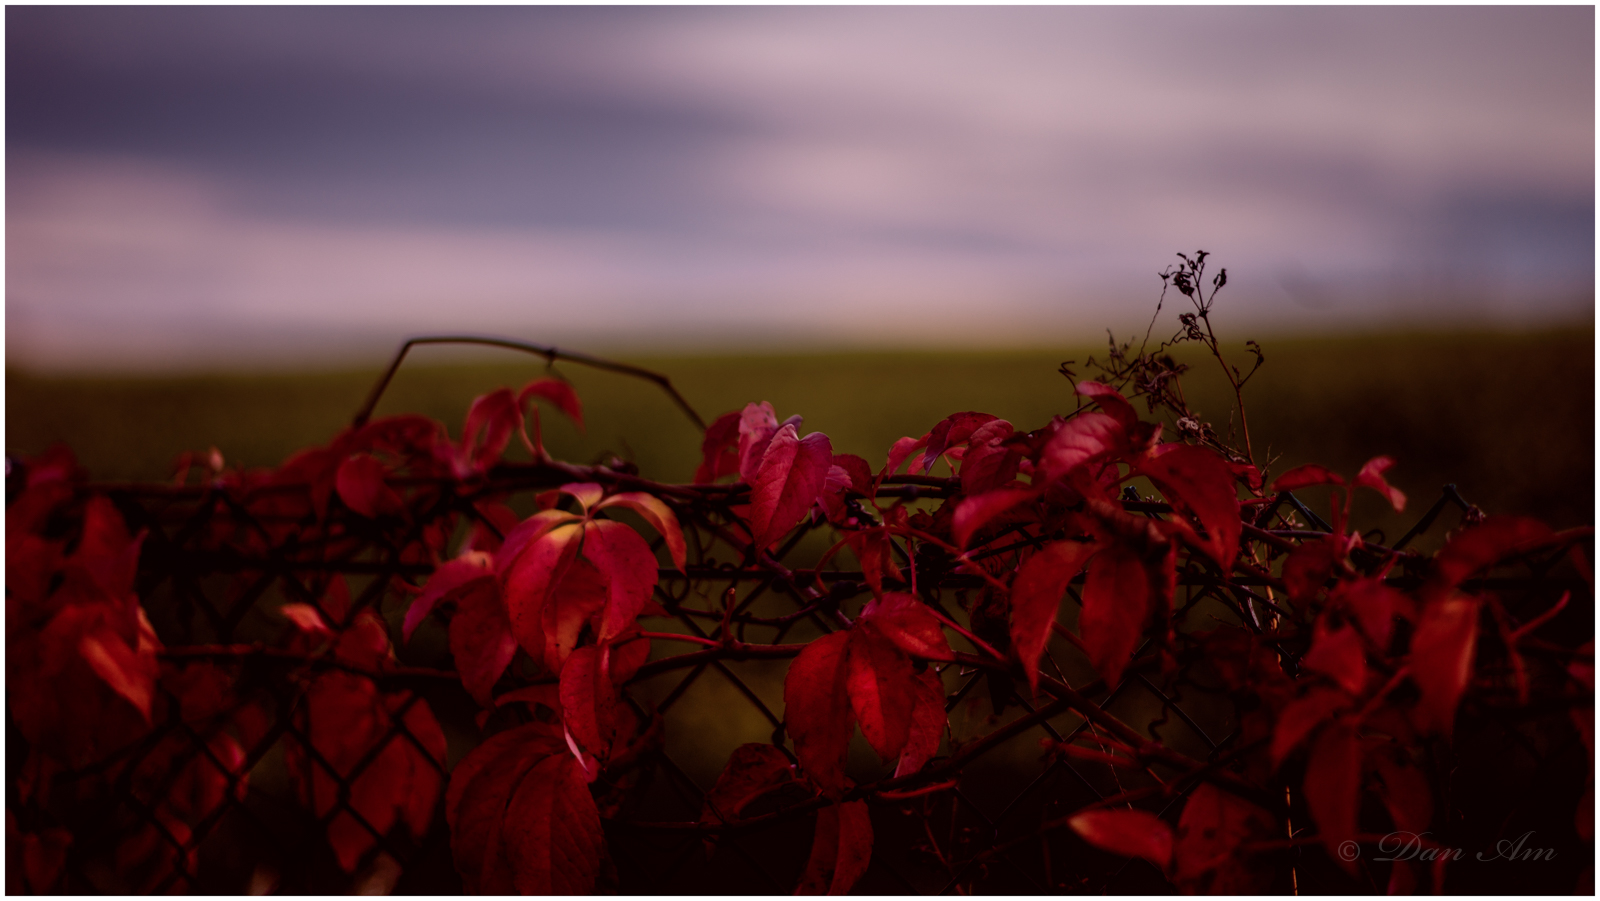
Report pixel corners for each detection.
[7,459,1586,894]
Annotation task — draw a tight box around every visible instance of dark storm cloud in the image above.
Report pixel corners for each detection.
[5,6,1592,368]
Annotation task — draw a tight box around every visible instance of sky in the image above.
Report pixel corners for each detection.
[5,6,1594,370]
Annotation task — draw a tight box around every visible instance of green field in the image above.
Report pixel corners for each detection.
[8,326,1593,545]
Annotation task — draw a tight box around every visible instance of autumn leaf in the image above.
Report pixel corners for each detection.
[882,434,929,481]
[1270,689,1347,769]
[1409,597,1480,738]
[1139,444,1241,570]
[701,743,798,827]
[1304,720,1363,870]
[846,622,918,762]
[895,669,947,779]
[1430,516,1554,595]
[594,491,688,572]
[501,752,607,893]
[1301,616,1368,696]
[1078,542,1155,689]
[951,487,1036,549]
[958,419,1022,495]
[749,424,833,551]
[334,453,405,519]
[1172,783,1277,894]
[1036,411,1125,484]
[736,402,782,482]
[1069,808,1174,870]
[920,411,998,474]
[403,553,494,642]
[1353,455,1406,512]
[446,722,569,893]
[1281,535,1345,611]
[450,580,518,705]
[1009,539,1098,689]
[784,631,855,795]
[1374,753,1433,834]
[519,377,585,430]
[582,519,662,643]
[858,592,951,661]
[1074,380,1141,432]
[795,800,874,895]
[559,645,618,760]
[695,410,744,484]
[458,387,523,474]
[843,529,902,597]
[1272,464,1346,493]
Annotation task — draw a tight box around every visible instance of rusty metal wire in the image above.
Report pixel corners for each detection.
[10,465,1582,894]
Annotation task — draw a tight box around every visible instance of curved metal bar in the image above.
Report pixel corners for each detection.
[350,334,706,431]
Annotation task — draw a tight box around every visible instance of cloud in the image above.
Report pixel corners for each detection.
[5,7,1592,368]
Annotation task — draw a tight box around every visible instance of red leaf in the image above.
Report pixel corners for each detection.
[334,454,405,519]
[784,631,855,795]
[959,419,1022,495]
[1409,597,1480,738]
[466,501,521,553]
[1074,380,1140,432]
[501,523,586,664]
[405,555,493,642]
[559,645,617,760]
[846,623,918,762]
[737,402,782,482]
[1036,412,1125,484]
[695,410,743,484]
[1281,535,1344,612]
[1431,516,1555,593]
[519,377,584,430]
[796,800,874,895]
[1270,689,1347,769]
[1272,464,1346,493]
[594,492,688,572]
[1333,577,1402,651]
[1079,542,1154,689]
[78,619,159,722]
[1354,455,1406,512]
[920,411,998,473]
[859,592,952,661]
[749,425,833,550]
[843,529,902,596]
[72,495,144,598]
[450,581,517,705]
[460,387,522,473]
[1068,808,1174,869]
[285,669,447,873]
[1301,616,1368,696]
[609,634,652,684]
[582,519,662,643]
[502,753,606,894]
[895,668,947,778]
[1172,783,1277,894]
[494,509,581,577]
[882,434,929,480]
[1139,444,1241,570]
[1374,754,1433,834]
[1010,539,1098,689]
[446,723,565,893]
[701,743,798,826]
[1304,720,1362,869]
[832,453,875,495]
[281,602,332,638]
[951,487,1036,549]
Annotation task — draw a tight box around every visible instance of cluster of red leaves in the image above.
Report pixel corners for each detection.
[7,361,1590,894]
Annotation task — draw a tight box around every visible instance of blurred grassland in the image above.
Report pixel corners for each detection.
[9,326,1592,542]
